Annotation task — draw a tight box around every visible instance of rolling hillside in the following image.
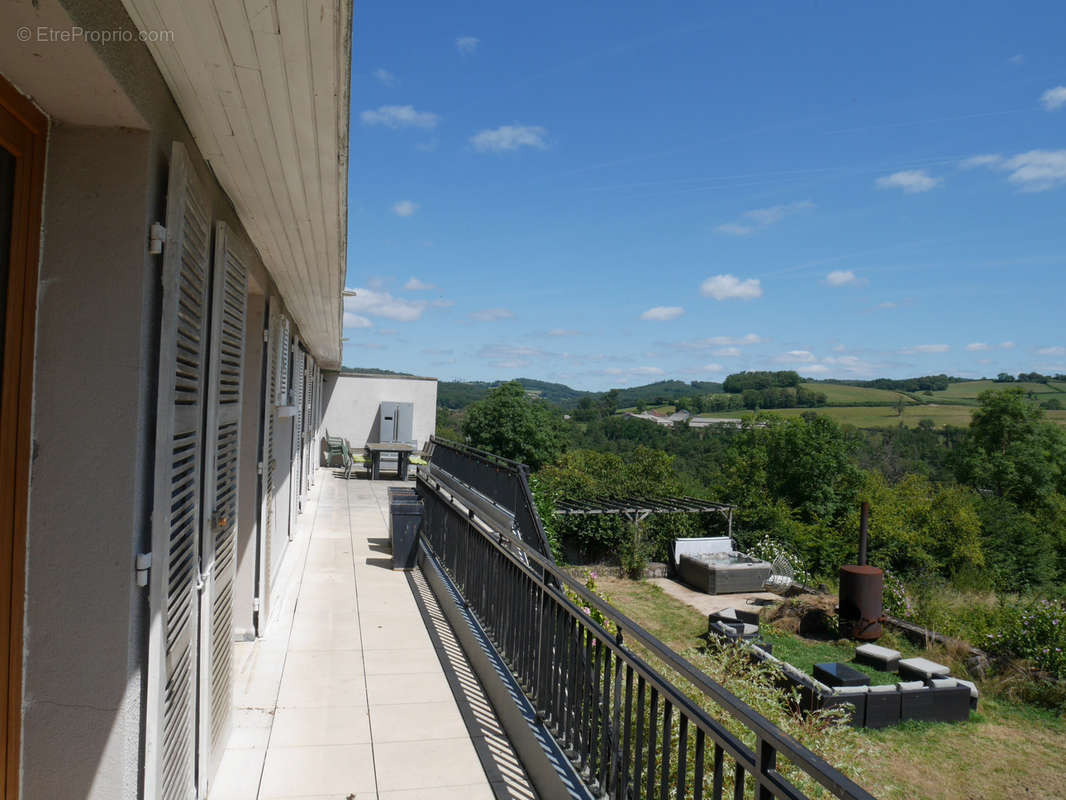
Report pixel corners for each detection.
[800,382,916,406]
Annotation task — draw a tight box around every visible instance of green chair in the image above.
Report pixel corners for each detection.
[324,429,345,466]
[340,438,367,479]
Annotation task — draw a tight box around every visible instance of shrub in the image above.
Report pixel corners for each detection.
[983,598,1066,679]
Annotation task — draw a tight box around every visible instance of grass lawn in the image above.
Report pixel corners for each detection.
[757,627,900,686]
[694,405,1066,429]
[594,576,1066,800]
[803,383,916,406]
[929,379,1066,405]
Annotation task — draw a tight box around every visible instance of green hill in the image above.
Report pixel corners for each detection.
[801,382,916,406]
[613,380,722,409]
[927,379,1066,406]
[438,378,591,409]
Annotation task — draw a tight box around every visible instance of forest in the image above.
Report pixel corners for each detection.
[441,380,1066,706]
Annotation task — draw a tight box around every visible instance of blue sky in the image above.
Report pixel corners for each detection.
[342,1,1066,390]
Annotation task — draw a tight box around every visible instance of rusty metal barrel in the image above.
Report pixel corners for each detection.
[838,564,884,640]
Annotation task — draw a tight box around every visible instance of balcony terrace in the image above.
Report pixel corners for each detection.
[209,474,535,799]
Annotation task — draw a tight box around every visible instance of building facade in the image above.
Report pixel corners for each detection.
[0,0,352,797]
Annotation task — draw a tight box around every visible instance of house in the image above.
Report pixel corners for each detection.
[0,0,349,796]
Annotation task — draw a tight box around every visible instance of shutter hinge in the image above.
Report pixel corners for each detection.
[136,552,152,587]
[149,222,166,255]
[257,461,264,475]
[252,597,260,612]
[263,328,269,343]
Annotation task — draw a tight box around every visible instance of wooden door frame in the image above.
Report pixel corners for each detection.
[0,74,46,800]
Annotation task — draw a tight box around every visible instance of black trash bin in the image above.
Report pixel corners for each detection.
[388,487,423,570]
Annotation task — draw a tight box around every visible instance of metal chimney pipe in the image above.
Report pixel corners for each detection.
[858,501,870,566]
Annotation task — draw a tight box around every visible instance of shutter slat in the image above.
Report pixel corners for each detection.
[197,221,248,795]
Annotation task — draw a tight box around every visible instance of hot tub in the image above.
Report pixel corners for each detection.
[678,551,772,595]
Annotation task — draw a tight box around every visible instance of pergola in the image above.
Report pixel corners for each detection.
[554,496,734,537]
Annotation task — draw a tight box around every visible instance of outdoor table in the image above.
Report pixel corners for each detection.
[365,442,416,480]
[813,662,871,688]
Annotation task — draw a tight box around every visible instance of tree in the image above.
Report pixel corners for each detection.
[462,381,566,469]
[955,388,1066,510]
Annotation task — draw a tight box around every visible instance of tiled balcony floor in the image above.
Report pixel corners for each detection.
[211,470,536,800]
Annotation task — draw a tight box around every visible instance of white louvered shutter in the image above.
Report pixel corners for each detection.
[145,142,211,800]
[293,348,305,502]
[198,222,248,795]
[257,300,277,633]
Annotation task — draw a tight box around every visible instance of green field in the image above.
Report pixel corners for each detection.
[695,405,1066,429]
[803,382,916,405]
[928,380,1066,405]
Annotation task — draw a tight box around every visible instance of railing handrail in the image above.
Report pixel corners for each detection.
[427,436,556,562]
[418,467,877,800]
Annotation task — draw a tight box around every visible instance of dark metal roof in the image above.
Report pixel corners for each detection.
[554,496,733,516]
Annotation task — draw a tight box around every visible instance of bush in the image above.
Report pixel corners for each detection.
[983,598,1066,679]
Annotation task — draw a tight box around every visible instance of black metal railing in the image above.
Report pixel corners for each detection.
[417,467,876,800]
[426,436,555,561]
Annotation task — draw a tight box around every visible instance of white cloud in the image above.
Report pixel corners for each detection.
[361,105,439,129]
[743,200,814,226]
[902,343,950,354]
[470,125,549,152]
[595,366,664,378]
[1037,346,1066,356]
[699,363,724,373]
[345,288,427,322]
[415,139,439,152]
[776,350,817,364]
[404,277,434,290]
[456,36,479,55]
[877,301,897,309]
[715,201,813,236]
[961,149,1066,192]
[476,344,546,368]
[392,200,418,217]
[805,364,831,375]
[469,308,515,322]
[966,342,990,351]
[712,222,754,237]
[713,347,741,357]
[548,328,579,336]
[343,312,372,329]
[960,154,1003,169]
[1001,150,1066,192]
[1000,341,1016,349]
[1040,86,1066,111]
[640,306,685,321]
[431,298,455,308]
[680,333,763,350]
[700,274,763,301]
[821,355,879,376]
[713,222,755,236]
[372,68,397,87]
[825,269,860,287]
[876,170,941,193]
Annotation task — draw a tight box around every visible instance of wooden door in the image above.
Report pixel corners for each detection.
[0,75,46,800]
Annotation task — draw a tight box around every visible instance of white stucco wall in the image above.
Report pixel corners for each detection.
[321,373,438,459]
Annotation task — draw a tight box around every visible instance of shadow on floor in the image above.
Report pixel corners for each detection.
[362,556,394,570]
[408,569,539,800]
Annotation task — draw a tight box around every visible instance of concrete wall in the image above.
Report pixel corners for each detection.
[22,123,155,800]
[320,374,438,458]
